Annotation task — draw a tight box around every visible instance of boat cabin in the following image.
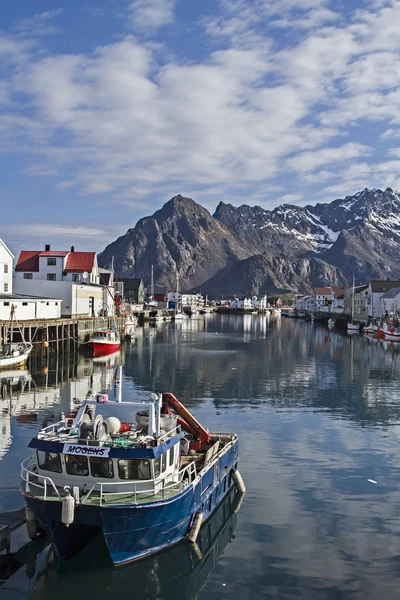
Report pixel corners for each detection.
[28,394,184,497]
[92,330,119,343]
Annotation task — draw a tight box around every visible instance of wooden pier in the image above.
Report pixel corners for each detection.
[0,316,127,348]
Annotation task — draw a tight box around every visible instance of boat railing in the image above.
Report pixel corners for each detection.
[21,456,198,506]
[157,425,181,444]
[21,457,63,500]
[38,418,74,437]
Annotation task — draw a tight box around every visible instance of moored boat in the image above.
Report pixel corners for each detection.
[90,328,120,356]
[328,318,335,328]
[20,385,242,566]
[0,307,32,370]
[382,321,400,341]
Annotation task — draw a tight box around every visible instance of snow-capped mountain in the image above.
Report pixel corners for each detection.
[99,188,400,295]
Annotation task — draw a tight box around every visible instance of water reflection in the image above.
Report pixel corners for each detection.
[3,317,400,598]
[1,489,241,600]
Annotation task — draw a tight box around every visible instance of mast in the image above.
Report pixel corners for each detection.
[151,265,154,299]
[351,275,355,323]
[176,272,179,314]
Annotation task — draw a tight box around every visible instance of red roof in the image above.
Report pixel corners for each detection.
[16,250,96,274]
[314,287,331,295]
[64,252,96,273]
[15,251,41,272]
[39,251,69,257]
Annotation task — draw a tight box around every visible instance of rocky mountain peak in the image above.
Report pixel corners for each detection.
[99,187,400,295]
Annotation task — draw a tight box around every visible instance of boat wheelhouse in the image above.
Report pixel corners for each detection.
[90,328,120,356]
[21,387,242,566]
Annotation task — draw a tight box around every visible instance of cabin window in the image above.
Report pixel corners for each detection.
[65,454,89,476]
[37,451,62,473]
[118,459,151,480]
[169,446,174,467]
[90,457,114,479]
[162,451,167,473]
[154,457,161,478]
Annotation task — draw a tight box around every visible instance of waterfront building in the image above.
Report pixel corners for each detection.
[13,244,113,318]
[313,288,332,312]
[0,238,13,294]
[120,278,145,305]
[380,287,400,317]
[366,280,400,318]
[330,286,351,313]
[0,239,62,321]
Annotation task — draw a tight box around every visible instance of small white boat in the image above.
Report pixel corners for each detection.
[347,322,359,332]
[174,311,188,320]
[328,318,335,328]
[0,307,32,370]
[383,322,400,341]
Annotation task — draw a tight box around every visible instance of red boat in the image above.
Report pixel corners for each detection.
[90,329,120,356]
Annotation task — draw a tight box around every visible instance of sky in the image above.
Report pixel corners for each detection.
[2,0,400,255]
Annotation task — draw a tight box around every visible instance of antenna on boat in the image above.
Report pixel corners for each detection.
[117,365,122,402]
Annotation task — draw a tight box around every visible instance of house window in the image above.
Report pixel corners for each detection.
[55,302,58,306]
[47,258,56,266]
[23,273,33,280]
[47,274,56,281]
[4,264,8,273]
[4,283,8,292]
[72,274,80,282]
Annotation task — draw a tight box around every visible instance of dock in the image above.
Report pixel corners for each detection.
[0,508,26,556]
[0,316,127,348]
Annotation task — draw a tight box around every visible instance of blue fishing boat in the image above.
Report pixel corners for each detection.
[20,380,244,566]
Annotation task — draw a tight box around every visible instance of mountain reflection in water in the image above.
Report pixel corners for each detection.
[2,317,400,598]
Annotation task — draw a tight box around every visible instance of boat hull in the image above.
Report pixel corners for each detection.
[23,440,239,565]
[92,342,120,356]
[0,347,32,370]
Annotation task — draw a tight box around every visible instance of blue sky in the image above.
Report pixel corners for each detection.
[2,0,400,254]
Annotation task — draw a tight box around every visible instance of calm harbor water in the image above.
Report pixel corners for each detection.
[2,315,400,598]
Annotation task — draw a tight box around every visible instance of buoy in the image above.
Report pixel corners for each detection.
[187,512,203,544]
[61,492,75,527]
[43,341,49,348]
[104,416,121,435]
[231,469,246,493]
[25,505,38,539]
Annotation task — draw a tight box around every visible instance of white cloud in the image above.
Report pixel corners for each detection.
[2,0,400,214]
[12,9,64,37]
[129,0,176,32]
[286,143,371,173]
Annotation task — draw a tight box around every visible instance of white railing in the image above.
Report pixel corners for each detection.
[157,425,181,444]
[21,456,198,507]
[21,457,62,500]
